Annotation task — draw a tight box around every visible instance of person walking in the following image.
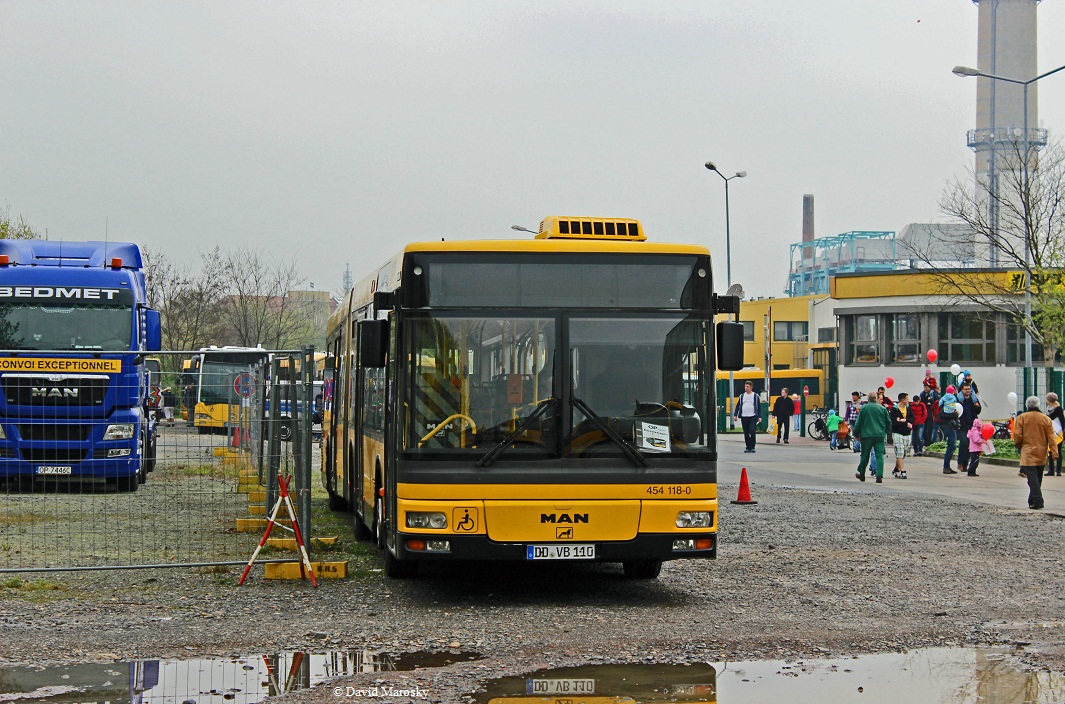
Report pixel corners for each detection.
[161,387,178,427]
[889,393,913,479]
[853,391,890,484]
[964,418,987,477]
[826,409,842,450]
[734,381,762,454]
[920,379,941,444]
[956,382,982,473]
[1045,392,1063,477]
[910,389,928,456]
[937,385,961,474]
[792,393,802,433]
[845,391,863,454]
[1014,395,1058,510]
[772,388,794,444]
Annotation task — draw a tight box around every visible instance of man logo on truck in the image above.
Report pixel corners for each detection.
[31,387,78,399]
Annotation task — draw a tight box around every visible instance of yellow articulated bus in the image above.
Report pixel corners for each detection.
[322,216,743,578]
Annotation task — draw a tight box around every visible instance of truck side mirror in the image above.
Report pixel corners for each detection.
[359,319,389,368]
[716,321,744,371]
[144,309,162,351]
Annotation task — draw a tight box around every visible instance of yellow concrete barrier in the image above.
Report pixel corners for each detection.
[265,561,347,580]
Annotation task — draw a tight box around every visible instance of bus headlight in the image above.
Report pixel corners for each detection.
[103,424,135,440]
[0,424,6,439]
[406,512,448,529]
[676,511,713,528]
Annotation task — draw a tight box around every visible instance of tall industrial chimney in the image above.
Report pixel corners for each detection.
[802,194,815,243]
[968,0,1042,179]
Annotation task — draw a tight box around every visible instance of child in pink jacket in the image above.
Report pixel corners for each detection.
[965,418,987,477]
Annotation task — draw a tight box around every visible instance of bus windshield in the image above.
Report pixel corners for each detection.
[199,362,255,405]
[570,315,709,458]
[403,313,710,459]
[0,303,132,350]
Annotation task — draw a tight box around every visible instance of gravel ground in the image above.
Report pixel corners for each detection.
[1,483,1063,703]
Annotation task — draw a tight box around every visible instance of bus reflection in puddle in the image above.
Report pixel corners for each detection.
[475,650,1065,704]
[477,663,717,703]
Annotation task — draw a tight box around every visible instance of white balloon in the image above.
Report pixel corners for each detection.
[1008,391,1018,404]
[950,363,961,375]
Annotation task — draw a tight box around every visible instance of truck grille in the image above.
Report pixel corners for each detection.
[20,448,89,464]
[18,424,92,442]
[2,376,109,407]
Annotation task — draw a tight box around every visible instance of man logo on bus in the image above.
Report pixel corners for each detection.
[540,513,589,524]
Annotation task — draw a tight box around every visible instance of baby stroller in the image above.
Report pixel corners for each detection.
[835,419,852,450]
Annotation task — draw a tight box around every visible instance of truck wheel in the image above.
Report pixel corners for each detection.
[114,475,139,493]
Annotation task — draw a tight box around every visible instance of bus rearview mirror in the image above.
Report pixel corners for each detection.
[359,319,389,368]
[716,321,744,371]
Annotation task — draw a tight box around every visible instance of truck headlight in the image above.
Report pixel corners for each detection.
[103,424,135,440]
[405,512,448,529]
[676,511,713,528]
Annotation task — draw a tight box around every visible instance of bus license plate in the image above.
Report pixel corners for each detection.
[526,679,596,695]
[36,466,73,475]
[526,544,595,560]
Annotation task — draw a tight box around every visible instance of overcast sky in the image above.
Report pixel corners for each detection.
[2,1,1063,299]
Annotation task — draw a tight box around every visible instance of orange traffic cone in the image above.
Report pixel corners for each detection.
[231,428,242,447]
[730,467,758,505]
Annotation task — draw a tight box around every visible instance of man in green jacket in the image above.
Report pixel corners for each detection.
[853,391,890,483]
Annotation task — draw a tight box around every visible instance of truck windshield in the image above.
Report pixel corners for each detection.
[0,303,132,350]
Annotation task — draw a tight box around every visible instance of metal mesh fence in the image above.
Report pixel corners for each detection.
[0,348,316,572]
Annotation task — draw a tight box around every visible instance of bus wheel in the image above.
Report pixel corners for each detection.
[622,560,662,579]
[327,490,347,511]
[113,474,139,493]
[384,549,417,579]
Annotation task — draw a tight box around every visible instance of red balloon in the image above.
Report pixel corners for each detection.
[981,423,994,440]
[927,349,938,363]
[884,377,894,389]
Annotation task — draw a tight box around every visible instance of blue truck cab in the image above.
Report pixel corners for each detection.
[0,240,161,491]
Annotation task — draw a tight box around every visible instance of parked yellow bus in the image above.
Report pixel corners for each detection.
[321,215,743,578]
[718,368,826,413]
[190,346,270,432]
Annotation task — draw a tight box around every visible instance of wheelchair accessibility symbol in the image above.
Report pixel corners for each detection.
[453,507,478,532]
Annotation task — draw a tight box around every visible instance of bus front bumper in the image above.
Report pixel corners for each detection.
[390,532,716,562]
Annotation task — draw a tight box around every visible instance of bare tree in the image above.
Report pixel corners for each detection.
[145,247,229,357]
[902,138,1065,367]
[218,249,308,349]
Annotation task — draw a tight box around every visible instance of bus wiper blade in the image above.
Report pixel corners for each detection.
[477,398,557,468]
[570,396,648,468]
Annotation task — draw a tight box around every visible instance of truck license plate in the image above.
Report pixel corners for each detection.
[526,544,595,560]
[36,466,73,475]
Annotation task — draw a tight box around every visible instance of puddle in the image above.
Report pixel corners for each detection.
[0,649,483,703]
[474,648,1065,703]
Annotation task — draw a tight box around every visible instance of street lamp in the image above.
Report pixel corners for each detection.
[706,161,746,430]
[704,162,747,289]
[953,62,1065,373]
